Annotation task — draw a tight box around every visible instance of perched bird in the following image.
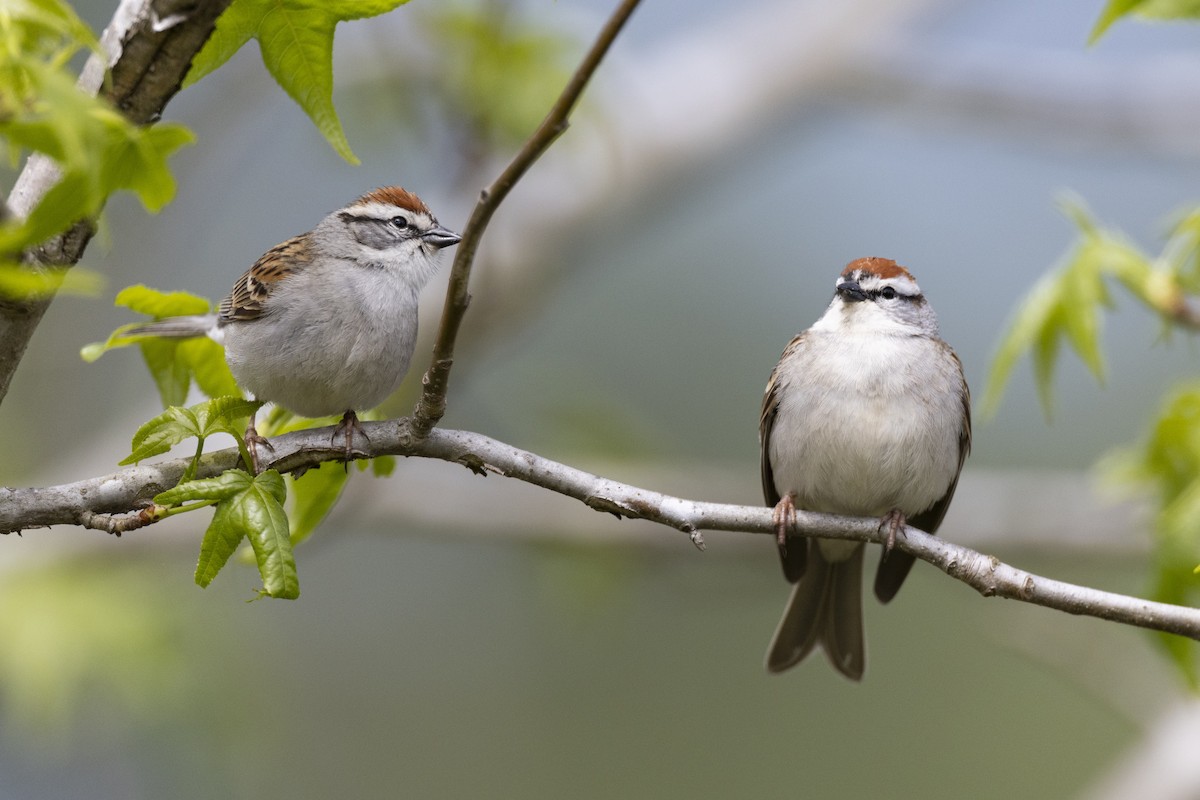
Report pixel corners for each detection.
[759,257,970,679]
[130,186,461,469]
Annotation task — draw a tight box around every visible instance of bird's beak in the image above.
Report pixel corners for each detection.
[837,280,868,303]
[422,224,462,249]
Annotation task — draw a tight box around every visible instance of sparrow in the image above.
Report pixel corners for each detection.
[759,257,970,679]
[129,186,461,469]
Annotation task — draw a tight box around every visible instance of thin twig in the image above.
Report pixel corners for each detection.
[409,0,643,438]
[5,421,1199,642]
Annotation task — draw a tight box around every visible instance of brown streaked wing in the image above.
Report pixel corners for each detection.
[218,235,312,322]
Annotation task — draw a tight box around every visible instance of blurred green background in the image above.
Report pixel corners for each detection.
[2,0,1197,797]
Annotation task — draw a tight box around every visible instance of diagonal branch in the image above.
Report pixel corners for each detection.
[0,0,232,408]
[4,421,1199,642]
[409,0,643,438]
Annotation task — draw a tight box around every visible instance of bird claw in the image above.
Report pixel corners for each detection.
[772,494,797,553]
[244,421,275,475]
[332,410,369,465]
[879,508,907,557]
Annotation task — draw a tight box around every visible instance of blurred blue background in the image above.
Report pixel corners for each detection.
[1,0,1196,797]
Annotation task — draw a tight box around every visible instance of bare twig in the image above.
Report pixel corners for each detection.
[4,421,1199,642]
[0,0,232,407]
[409,0,643,438]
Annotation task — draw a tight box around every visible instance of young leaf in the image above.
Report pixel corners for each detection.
[84,286,240,407]
[195,498,250,590]
[0,261,104,300]
[192,395,260,438]
[0,62,193,251]
[370,454,396,477]
[179,338,240,400]
[0,0,100,59]
[115,284,212,317]
[139,338,193,409]
[122,397,258,465]
[155,468,253,506]
[1089,0,1148,43]
[981,270,1061,417]
[122,405,203,465]
[983,200,1166,419]
[184,0,414,164]
[177,470,295,597]
[226,471,297,598]
[1092,0,1200,43]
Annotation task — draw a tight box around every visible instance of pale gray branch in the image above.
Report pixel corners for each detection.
[3,421,1197,642]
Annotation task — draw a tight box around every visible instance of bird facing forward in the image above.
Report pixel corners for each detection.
[759,257,970,679]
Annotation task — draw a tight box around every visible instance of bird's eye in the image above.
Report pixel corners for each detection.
[390,216,409,229]
[879,286,897,300]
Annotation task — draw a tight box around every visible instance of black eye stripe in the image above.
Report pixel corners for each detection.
[866,286,916,301]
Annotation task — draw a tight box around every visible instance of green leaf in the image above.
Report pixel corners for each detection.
[83,286,240,407]
[169,469,295,597]
[123,405,202,465]
[1110,382,1200,686]
[139,338,193,409]
[185,0,413,163]
[102,123,195,212]
[155,468,253,506]
[122,397,258,465]
[983,199,1165,419]
[0,61,194,251]
[1090,0,1200,42]
[230,471,297,598]
[1089,0,1149,42]
[179,337,240,400]
[1059,248,1109,384]
[193,395,261,437]
[194,499,248,590]
[115,284,212,317]
[287,462,348,546]
[80,322,156,362]
[0,261,104,299]
[0,0,99,61]
[982,271,1061,417]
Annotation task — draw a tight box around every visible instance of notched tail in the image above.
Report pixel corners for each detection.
[766,543,865,681]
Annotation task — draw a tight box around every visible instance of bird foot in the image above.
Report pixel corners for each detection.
[332,410,370,465]
[879,508,907,556]
[772,494,797,553]
[244,421,275,474]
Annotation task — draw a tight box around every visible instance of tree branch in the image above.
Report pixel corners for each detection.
[4,420,1198,642]
[409,0,643,438]
[0,0,232,407]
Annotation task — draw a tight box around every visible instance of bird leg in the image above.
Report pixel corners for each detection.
[879,508,907,556]
[772,493,807,583]
[243,416,275,475]
[772,494,797,553]
[332,410,369,464]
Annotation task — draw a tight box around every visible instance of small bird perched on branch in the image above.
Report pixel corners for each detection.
[129,186,461,470]
[759,257,971,679]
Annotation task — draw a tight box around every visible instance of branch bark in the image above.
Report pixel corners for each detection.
[409,0,643,438]
[0,0,232,407]
[4,420,1198,643]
